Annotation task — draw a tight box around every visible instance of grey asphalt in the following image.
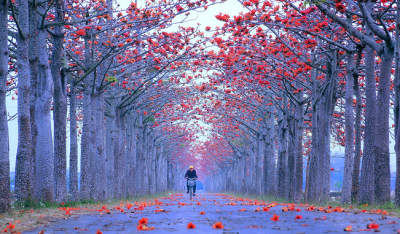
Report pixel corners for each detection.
[24,192,400,233]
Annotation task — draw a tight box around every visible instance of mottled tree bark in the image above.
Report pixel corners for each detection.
[150,138,157,195]
[293,92,304,203]
[277,95,288,198]
[80,35,93,201]
[0,0,10,213]
[342,46,355,204]
[131,119,137,195]
[94,92,106,200]
[52,2,68,203]
[167,161,173,190]
[156,143,162,193]
[307,67,319,202]
[287,116,295,201]
[395,2,400,206]
[34,26,54,202]
[136,116,144,195]
[357,0,394,204]
[359,26,376,203]
[373,43,394,203]
[142,124,150,194]
[89,94,97,199]
[68,80,78,201]
[256,134,264,195]
[126,113,134,197]
[114,107,126,198]
[319,57,336,201]
[351,72,362,201]
[106,98,116,199]
[113,107,121,198]
[351,47,363,202]
[15,0,33,202]
[247,144,253,193]
[267,106,276,196]
[263,135,270,195]
[28,1,38,190]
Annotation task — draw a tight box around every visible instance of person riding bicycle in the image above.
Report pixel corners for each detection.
[184,166,198,196]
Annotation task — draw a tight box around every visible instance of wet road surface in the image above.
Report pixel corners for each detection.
[24,192,400,233]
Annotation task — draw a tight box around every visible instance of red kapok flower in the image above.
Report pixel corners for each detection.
[367,221,379,229]
[270,214,279,221]
[139,217,148,224]
[6,223,15,230]
[344,225,352,232]
[187,222,196,229]
[212,221,224,229]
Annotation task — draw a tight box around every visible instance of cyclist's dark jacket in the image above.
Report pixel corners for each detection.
[185,169,198,179]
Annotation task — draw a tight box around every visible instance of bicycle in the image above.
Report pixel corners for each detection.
[186,178,197,200]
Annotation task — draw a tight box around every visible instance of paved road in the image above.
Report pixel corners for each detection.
[24,192,400,233]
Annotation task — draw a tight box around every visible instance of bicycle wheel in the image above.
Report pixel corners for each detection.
[189,186,193,200]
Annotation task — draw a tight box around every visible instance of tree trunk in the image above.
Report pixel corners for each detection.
[342,47,355,204]
[319,57,336,201]
[94,92,106,200]
[294,92,304,203]
[256,134,264,195]
[80,35,94,201]
[373,43,394,203]
[307,67,319,202]
[15,0,33,202]
[268,106,276,196]
[277,95,288,198]
[151,139,157,194]
[89,94,97,199]
[136,115,145,195]
[126,113,134,197]
[247,143,254,193]
[52,3,67,202]
[106,98,116,199]
[131,114,137,196]
[163,151,167,191]
[351,72,362,202]
[156,143,162,193]
[143,125,150,194]
[119,110,127,197]
[114,107,126,198]
[395,2,400,206]
[113,106,120,198]
[0,0,10,213]
[359,27,376,203]
[245,146,250,194]
[34,26,54,202]
[287,118,295,201]
[69,80,78,201]
[28,1,38,191]
[167,161,173,190]
[264,131,270,195]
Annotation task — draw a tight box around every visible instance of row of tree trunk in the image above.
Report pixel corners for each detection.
[204,44,395,204]
[0,0,178,213]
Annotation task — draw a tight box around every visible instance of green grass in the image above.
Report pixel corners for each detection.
[221,192,290,204]
[220,192,400,217]
[10,191,173,210]
[12,197,97,210]
[1,191,175,232]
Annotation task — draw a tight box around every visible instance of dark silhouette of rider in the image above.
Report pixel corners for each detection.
[184,166,198,195]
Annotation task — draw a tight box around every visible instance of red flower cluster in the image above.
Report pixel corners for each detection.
[334,0,346,13]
